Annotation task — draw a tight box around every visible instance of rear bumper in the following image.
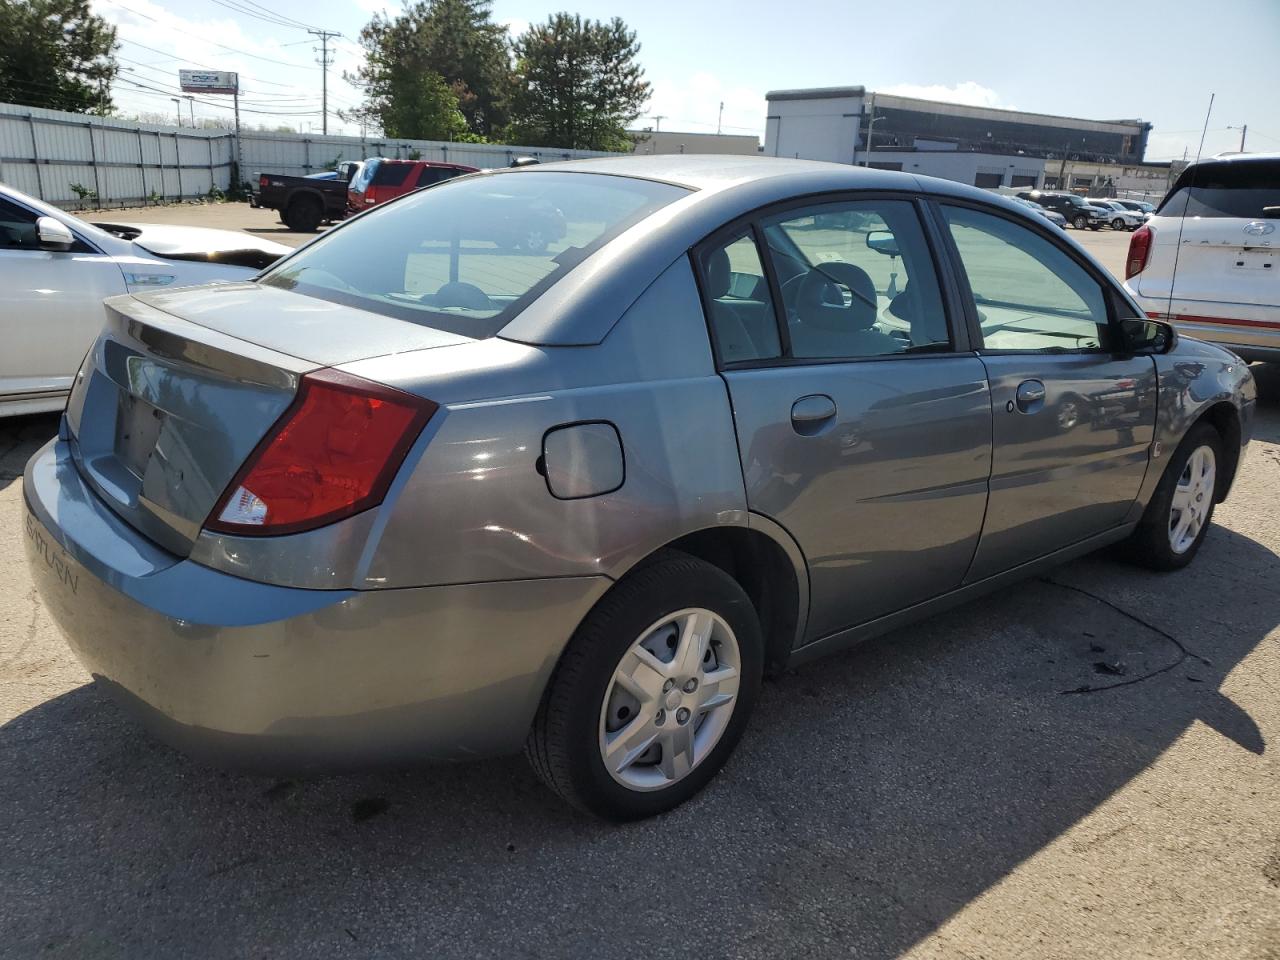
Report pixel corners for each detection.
[23,437,609,771]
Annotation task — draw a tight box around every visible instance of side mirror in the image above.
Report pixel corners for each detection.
[865,230,900,257]
[1119,317,1177,355]
[36,216,75,250]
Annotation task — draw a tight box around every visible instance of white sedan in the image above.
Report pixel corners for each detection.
[0,184,291,417]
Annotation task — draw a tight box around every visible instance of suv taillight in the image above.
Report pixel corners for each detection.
[1125,225,1153,279]
[259,174,269,188]
[206,369,436,536]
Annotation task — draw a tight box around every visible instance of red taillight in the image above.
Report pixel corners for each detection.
[259,174,269,188]
[1126,225,1153,279]
[206,369,436,536]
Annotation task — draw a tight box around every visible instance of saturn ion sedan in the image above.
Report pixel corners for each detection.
[24,156,1255,820]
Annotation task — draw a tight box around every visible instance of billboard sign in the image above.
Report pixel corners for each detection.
[178,70,239,95]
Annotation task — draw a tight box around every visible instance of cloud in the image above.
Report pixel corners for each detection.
[876,81,1015,111]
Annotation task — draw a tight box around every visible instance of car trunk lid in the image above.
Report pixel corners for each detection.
[64,287,469,555]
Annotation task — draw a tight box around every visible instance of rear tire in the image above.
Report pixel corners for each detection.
[1122,422,1223,571]
[283,196,323,232]
[526,552,763,821]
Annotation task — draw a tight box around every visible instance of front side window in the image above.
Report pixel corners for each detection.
[0,197,38,249]
[259,172,688,338]
[1157,159,1280,219]
[760,199,950,359]
[942,205,1110,353]
[699,232,781,363]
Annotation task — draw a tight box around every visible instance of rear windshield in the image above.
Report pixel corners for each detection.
[259,171,689,337]
[372,162,414,187]
[1157,159,1280,219]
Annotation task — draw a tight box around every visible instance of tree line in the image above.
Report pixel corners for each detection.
[0,0,650,153]
[344,0,650,152]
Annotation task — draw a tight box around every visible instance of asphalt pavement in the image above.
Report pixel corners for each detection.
[0,206,1276,959]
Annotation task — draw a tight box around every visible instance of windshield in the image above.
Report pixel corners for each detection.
[259,171,690,338]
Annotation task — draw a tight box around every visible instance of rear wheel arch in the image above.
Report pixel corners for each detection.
[635,524,806,674]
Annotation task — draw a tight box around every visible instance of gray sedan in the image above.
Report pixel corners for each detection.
[23,156,1256,820]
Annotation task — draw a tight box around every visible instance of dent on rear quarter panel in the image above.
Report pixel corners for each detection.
[1128,339,1254,520]
[351,257,752,589]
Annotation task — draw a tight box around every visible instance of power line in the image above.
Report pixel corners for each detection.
[206,0,316,31]
[109,1,321,69]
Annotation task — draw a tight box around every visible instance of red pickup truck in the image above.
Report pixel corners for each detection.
[347,158,479,213]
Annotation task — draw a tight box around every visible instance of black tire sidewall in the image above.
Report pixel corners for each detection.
[1135,423,1223,569]
[554,558,763,820]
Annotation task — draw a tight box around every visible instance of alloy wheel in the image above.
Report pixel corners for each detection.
[1169,444,1216,554]
[598,608,741,791]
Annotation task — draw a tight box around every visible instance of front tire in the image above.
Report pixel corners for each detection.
[1123,422,1223,570]
[526,553,763,820]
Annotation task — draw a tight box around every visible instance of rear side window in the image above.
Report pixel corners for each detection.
[372,163,413,187]
[761,199,950,359]
[1157,159,1280,219]
[699,232,781,363]
[260,172,689,338]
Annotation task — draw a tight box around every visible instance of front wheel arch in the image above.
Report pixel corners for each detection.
[1199,401,1242,502]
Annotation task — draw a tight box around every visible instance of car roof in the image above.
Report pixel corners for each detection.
[520,153,926,193]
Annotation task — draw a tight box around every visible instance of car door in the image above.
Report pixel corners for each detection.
[0,196,125,402]
[701,197,993,642]
[936,202,1157,581]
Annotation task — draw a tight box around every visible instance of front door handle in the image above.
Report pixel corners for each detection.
[1014,379,1046,413]
[791,394,837,434]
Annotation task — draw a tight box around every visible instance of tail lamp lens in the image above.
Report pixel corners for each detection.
[206,369,435,536]
[259,175,269,188]
[1125,225,1153,279]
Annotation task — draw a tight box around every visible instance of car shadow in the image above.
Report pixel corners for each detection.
[0,413,59,492]
[0,365,1276,956]
[2,530,1277,957]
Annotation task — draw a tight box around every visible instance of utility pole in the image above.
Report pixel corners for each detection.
[184,95,195,127]
[716,102,724,136]
[171,97,182,127]
[310,29,340,136]
[1228,124,1247,152]
[648,115,666,132]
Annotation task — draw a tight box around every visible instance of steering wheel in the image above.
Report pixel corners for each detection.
[423,281,493,311]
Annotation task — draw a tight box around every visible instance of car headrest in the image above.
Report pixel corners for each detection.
[706,248,731,299]
[799,261,878,331]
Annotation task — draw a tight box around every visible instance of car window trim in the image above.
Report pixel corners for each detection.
[691,189,972,371]
[928,196,1124,357]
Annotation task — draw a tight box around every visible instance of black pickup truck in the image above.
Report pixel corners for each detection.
[250,160,362,232]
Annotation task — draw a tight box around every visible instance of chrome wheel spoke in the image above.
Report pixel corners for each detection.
[1167,444,1216,554]
[614,646,669,702]
[659,724,695,781]
[603,716,659,775]
[673,610,713,678]
[1170,485,1193,511]
[698,664,739,712]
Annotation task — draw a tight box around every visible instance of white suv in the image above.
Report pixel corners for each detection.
[1086,199,1144,231]
[1123,153,1280,362]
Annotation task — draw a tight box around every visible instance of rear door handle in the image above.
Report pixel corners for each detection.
[1013,379,1046,413]
[791,394,836,434]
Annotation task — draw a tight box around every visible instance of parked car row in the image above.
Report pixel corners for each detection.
[0,183,289,417]
[252,157,482,232]
[19,156,1257,821]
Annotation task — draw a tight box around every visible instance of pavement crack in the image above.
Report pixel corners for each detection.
[1038,578,1211,695]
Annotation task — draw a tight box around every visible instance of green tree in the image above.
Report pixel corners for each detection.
[347,0,510,139]
[0,0,118,113]
[508,14,649,152]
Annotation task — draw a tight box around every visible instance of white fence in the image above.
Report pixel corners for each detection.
[0,101,620,209]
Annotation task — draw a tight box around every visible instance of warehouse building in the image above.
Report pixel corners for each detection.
[628,129,760,156]
[763,86,1164,194]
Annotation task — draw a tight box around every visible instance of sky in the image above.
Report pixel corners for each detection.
[93,0,1280,162]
